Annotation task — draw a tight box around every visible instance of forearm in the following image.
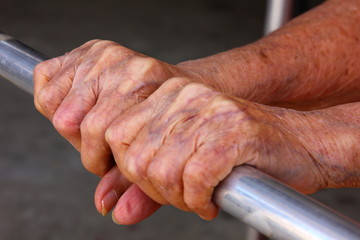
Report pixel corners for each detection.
[178,0,360,109]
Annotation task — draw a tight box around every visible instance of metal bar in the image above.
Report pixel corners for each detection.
[214,166,360,240]
[1,32,360,240]
[264,0,294,35]
[0,32,47,94]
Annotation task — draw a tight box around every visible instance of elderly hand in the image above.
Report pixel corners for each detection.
[104,78,331,221]
[33,40,202,223]
[34,39,197,176]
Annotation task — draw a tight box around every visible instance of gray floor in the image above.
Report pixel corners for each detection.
[0,1,359,240]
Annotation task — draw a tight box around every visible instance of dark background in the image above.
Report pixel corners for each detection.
[0,0,359,240]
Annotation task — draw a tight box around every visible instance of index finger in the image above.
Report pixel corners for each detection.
[33,55,65,117]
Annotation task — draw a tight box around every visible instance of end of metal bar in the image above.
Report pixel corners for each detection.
[0,32,47,95]
[264,0,294,35]
[0,32,13,41]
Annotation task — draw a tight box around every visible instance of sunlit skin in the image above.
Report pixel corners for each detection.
[34,0,360,224]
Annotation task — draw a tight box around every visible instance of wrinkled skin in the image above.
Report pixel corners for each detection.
[104,78,329,220]
[34,40,190,176]
[103,78,360,221]
[34,39,317,222]
[34,40,202,223]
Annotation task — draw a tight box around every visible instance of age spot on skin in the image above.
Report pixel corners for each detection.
[259,50,270,64]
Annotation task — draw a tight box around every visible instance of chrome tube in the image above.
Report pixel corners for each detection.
[0,32,46,95]
[264,0,294,35]
[1,33,360,240]
[214,166,360,240]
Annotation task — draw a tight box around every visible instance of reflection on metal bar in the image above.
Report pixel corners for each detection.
[264,0,294,35]
[214,166,360,240]
[1,32,360,240]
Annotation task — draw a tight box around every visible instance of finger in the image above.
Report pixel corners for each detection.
[105,104,167,203]
[105,78,188,203]
[121,127,169,205]
[80,69,159,176]
[112,184,161,225]
[34,40,99,120]
[146,136,194,211]
[180,94,249,220]
[131,82,219,209]
[94,166,131,216]
[34,56,64,95]
[183,140,238,220]
[80,100,122,176]
[75,47,162,175]
[33,56,66,117]
[51,81,97,151]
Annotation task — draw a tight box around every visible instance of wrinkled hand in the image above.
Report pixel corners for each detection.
[33,40,328,224]
[34,39,192,175]
[34,40,199,224]
[104,78,327,221]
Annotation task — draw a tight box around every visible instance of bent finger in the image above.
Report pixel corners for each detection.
[183,142,238,220]
[95,166,132,216]
[34,40,98,120]
[112,184,161,225]
[51,82,97,151]
[34,55,66,118]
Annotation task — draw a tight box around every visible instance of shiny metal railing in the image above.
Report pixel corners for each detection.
[264,0,294,35]
[0,32,46,94]
[1,32,360,240]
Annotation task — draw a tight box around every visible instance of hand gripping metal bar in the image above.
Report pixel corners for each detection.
[1,32,359,240]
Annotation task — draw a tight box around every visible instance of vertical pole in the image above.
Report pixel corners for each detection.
[264,0,294,35]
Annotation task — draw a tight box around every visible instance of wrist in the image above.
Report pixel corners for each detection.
[176,42,294,104]
[281,107,360,189]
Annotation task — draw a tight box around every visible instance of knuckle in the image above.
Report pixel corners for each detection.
[33,61,47,76]
[211,95,239,111]
[105,110,138,146]
[105,123,123,147]
[52,109,79,137]
[147,162,172,188]
[183,82,207,91]
[96,41,122,55]
[81,39,102,48]
[80,112,108,139]
[93,40,126,55]
[205,95,252,122]
[129,56,159,68]
[80,156,106,176]
[165,77,191,88]
[122,152,147,182]
[35,88,57,114]
[179,82,213,99]
[34,57,62,80]
[104,126,117,146]
[127,57,164,79]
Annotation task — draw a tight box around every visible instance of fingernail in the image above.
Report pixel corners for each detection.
[112,210,121,225]
[101,190,118,216]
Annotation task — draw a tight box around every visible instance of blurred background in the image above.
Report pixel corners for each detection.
[0,0,359,239]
